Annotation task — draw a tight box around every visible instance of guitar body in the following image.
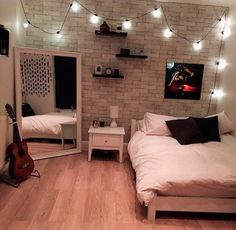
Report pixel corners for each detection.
[7,141,34,180]
[5,104,35,181]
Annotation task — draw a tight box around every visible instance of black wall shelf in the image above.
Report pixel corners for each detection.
[116,54,148,59]
[95,30,127,37]
[93,74,124,79]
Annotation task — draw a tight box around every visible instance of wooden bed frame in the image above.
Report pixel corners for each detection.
[130,119,236,221]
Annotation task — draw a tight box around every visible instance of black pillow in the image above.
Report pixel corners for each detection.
[22,103,35,117]
[166,117,205,145]
[192,116,221,142]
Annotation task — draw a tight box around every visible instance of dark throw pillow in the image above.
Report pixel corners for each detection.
[192,116,221,142]
[166,117,204,145]
[22,103,35,117]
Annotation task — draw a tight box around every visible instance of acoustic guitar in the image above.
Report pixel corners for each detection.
[5,104,34,180]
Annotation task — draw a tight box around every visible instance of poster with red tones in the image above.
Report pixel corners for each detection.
[165,62,204,100]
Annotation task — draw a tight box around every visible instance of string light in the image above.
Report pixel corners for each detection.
[212,89,225,99]
[56,31,62,39]
[152,8,162,18]
[71,1,80,13]
[193,41,202,51]
[91,14,99,24]
[19,0,229,48]
[23,22,29,28]
[163,28,172,38]
[123,20,131,29]
[217,58,227,70]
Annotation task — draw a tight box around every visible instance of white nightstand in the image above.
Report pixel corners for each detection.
[88,126,125,163]
[61,121,77,149]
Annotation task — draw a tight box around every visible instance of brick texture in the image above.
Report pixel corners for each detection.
[23,0,228,142]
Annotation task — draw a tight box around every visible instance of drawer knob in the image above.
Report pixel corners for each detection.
[105,140,108,143]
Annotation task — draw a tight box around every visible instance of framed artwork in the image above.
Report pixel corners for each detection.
[164,62,204,100]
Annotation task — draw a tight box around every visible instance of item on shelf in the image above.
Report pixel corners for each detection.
[120,48,130,55]
[100,21,110,33]
[114,69,119,76]
[105,67,112,76]
[95,65,103,75]
[117,26,122,31]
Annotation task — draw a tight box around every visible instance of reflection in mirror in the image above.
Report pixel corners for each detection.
[15,48,81,159]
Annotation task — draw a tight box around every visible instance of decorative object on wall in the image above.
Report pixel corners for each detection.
[19,0,228,50]
[0,24,9,56]
[165,62,204,100]
[95,65,102,75]
[21,54,53,97]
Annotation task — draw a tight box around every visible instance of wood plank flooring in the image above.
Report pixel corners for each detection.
[0,153,235,230]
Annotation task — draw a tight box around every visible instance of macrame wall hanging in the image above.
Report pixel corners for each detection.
[20,54,53,97]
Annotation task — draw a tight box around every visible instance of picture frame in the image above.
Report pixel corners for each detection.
[165,62,204,100]
[95,65,103,75]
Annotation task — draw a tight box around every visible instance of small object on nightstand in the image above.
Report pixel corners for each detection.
[110,106,119,128]
[120,48,130,55]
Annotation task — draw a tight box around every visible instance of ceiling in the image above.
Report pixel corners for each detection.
[160,0,236,7]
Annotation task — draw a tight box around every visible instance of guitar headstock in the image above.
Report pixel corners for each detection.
[5,104,16,121]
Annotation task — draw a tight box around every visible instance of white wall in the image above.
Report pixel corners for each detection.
[217,5,236,135]
[0,0,25,168]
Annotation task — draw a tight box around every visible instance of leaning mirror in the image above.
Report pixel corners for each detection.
[14,48,82,160]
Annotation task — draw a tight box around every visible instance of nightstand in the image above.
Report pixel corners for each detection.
[88,126,125,163]
[61,121,77,149]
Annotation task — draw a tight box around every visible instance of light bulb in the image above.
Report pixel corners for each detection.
[193,41,202,51]
[218,18,226,28]
[57,32,62,39]
[212,89,225,99]
[222,27,231,39]
[123,20,131,29]
[91,14,99,24]
[163,28,172,38]
[71,1,80,13]
[23,22,29,28]
[152,8,162,18]
[217,58,227,70]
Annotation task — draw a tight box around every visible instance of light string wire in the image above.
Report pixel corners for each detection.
[20,0,227,44]
[206,10,228,116]
[20,0,73,34]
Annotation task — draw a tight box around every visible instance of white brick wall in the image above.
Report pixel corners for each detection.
[23,0,228,141]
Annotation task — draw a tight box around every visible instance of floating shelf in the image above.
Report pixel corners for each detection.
[93,74,124,79]
[95,30,127,37]
[116,54,148,59]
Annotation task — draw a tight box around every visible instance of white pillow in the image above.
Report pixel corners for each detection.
[144,112,175,136]
[207,111,233,134]
[137,119,146,132]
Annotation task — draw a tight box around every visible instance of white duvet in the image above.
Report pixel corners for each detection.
[22,112,76,138]
[128,131,236,205]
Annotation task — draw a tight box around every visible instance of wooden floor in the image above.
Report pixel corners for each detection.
[27,141,75,157]
[0,152,235,230]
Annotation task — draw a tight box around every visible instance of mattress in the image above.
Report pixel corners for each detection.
[22,112,76,139]
[128,131,236,205]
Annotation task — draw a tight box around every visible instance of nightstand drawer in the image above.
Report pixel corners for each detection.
[92,134,120,147]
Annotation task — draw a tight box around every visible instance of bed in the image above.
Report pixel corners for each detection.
[22,112,76,143]
[128,112,236,221]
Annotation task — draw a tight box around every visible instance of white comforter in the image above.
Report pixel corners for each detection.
[22,112,76,138]
[128,131,236,205]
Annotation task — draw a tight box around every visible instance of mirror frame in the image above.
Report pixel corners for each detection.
[14,47,82,160]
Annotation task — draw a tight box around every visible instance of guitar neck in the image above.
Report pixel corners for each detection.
[13,122,22,144]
